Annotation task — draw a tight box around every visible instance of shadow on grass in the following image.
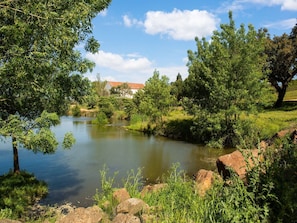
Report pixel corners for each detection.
[164,119,195,142]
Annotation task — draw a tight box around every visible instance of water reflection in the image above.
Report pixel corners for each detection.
[0,116,234,207]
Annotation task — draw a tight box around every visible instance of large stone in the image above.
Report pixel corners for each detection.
[195,169,220,196]
[113,188,131,203]
[116,198,149,215]
[216,149,261,180]
[56,206,104,223]
[112,213,141,223]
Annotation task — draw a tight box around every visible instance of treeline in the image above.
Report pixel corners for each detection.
[78,12,297,148]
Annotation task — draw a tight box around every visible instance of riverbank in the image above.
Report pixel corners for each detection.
[3,127,296,222]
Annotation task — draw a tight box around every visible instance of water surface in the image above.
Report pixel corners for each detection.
[0,116,233,206]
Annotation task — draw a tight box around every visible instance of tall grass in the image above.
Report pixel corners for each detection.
[93,162,273,222]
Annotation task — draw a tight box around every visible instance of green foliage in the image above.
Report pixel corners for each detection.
[92,74,109,97]
[0,111,75,154]
[183,11,270,147]
[92,152,297,223]
[71,105,81,117]
[251,137,297,222]
[163,118,195,142]
[98,97,115,119]
[0,0,111,172]
[133,70,175,124]
[170,73,184,102]
[123,168,144,198]
[264,23,297,107]
[203,173,269,222]
[144,164,202,223]
[0,0,110,119]
[62,132,76,149]
[0,111,75,174]
[93,165,119,216]
[92,111,109,126]
[84,91,99,109]
[0,171,48,219]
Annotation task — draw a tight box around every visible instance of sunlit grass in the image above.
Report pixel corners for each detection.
[246,107,297,139]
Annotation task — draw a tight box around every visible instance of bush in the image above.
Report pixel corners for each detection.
[203,173,269,222]
[71,105,81,117]
[98,97,115,119]
[252,137,297,222]
[0,171,48,219]
[92,111,109,126]
[190,111,258,148]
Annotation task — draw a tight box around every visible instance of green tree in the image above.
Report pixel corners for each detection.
[264,24,297,107]
[93,74,109,97]
[134,70,175,123]
[170,73,184,102]
[184,11,269,147]
[0,0,111,173]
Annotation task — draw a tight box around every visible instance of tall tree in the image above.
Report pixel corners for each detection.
[0,0,111,173]
[264,24,297,107]
[184,11,269,146]
[93,74,109,97]
[170,73,184,102]
[134,70,175,123]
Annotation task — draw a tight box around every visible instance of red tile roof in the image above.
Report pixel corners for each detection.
[108,81,144,90]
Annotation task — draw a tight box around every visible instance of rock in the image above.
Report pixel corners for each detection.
[112,213,141,223]
[56,206,104,223]
[216,149,261,180]
[195,169,220,196]
[116,198,149,215]
[140,183,167,197]
[113,188,131,203]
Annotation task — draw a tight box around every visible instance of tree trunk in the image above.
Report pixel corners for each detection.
[275,87,287,108]
[12,137,20,173]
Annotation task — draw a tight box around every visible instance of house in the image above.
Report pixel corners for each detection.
[105,81,145,98]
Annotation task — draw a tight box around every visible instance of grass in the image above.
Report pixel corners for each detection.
[94,163,271,222]
[0,171,48,220]
[248,106,297,139]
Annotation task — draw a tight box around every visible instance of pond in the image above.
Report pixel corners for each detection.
[0,116,234,207]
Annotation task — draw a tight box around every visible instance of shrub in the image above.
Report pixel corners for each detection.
[92,111,109,126]
[0,171,48,219]
[71,105,81,117]
[252,137,297,222]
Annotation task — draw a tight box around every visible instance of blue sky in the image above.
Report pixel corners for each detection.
[84,0,297,84]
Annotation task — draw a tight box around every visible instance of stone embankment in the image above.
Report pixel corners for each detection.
[1,129,296,223]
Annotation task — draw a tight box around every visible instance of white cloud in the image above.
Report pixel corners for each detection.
[235,0,297,11]
[85,51,188,83]
[123,15,143,27]
[143,9,219,40]
[157,66,188,82]
[265,18,297,30]
[86,51,152,73]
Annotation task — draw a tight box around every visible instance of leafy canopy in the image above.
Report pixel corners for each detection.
[183,11,270,147]
[134,70,175,123]
[0,0,111,172]
[0,0,111,119]
[264,23,297,107]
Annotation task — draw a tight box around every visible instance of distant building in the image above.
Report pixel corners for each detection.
[105,81,145,98]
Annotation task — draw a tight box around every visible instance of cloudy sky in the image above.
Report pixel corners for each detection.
[84,0,297,84]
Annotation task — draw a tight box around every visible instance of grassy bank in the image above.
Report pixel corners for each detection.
[94,136,297,222]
